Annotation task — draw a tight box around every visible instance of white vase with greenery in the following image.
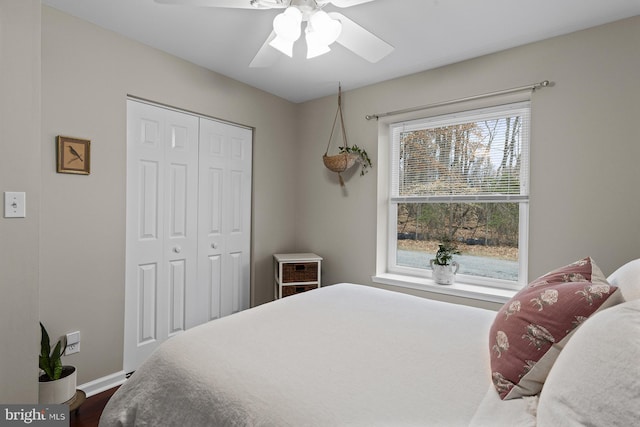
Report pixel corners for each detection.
[430,240,461,285]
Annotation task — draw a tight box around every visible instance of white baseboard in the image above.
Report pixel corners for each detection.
[78,371,127,398]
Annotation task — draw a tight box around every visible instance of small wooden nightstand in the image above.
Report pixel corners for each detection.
[274,253,322,299]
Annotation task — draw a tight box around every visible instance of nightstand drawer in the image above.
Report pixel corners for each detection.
[282,284,318,297]
[282,262,318,283]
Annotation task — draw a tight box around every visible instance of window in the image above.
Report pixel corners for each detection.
[385,102,530,291]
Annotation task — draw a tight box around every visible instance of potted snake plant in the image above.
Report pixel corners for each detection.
[39,322,77,403]
[429,239,461,285]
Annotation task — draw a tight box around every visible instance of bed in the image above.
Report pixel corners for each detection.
[100,258,640,426]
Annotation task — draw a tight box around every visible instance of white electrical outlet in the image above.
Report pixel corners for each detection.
[65,331,80,355]
[65,342,80,355]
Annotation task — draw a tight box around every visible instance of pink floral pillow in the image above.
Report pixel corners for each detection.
[489,257,623,400]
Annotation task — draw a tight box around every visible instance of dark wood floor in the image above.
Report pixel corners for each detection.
[70,387,118,427]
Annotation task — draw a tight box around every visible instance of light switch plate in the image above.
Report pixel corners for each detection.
[4,192,26,218]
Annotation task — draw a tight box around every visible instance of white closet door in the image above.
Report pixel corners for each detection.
[124,100,253,373]
[124,100,199,372]
[196,118,252,324]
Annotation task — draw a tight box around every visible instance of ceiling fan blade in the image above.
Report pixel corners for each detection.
[154,0,275,9]
[328,12,394,63]
[249,31,281,67]
[327,0,376,8]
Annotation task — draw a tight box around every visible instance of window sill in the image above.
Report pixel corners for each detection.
[372,273,516,305]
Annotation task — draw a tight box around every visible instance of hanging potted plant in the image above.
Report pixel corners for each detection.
[323,85,373,186]
[39,322,77,404]
[429,239,461,285]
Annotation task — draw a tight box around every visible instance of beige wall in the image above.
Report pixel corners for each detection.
[0,0,41,403]
[295,16,640,309]
[40,6,298,385]
[0,0,42,403]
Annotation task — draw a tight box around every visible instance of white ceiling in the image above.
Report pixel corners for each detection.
[41,0,640,103]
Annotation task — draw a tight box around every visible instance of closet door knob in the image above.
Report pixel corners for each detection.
[211,243,218,249]
[173,246,182,253]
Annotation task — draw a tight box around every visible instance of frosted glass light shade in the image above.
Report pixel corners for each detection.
[309,10,341,45]
[270,6,303,57]
[272,7,302,41]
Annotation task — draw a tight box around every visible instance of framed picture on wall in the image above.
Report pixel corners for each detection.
[57,136,91,175]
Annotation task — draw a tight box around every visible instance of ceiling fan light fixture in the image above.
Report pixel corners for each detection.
[266,4,352,61]
[309,10,342,45]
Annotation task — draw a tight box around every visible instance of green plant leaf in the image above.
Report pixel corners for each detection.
[338,145,373,176]
[51,341,63,380]
[39,355,53,379]
[39,323,50,360]
[433,240,461,265]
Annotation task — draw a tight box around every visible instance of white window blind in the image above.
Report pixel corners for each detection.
[390,102,530,203]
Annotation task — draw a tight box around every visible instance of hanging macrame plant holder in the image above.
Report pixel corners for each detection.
[323,85,358,186]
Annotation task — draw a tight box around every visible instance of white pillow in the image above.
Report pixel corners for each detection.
[607,258,640,301]
[536,299,640,427]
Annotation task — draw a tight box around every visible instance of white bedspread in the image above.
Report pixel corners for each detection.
[100,283,496,426]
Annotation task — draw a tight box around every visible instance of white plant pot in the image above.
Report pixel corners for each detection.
[430,260,459,285]
[39,366,77,404]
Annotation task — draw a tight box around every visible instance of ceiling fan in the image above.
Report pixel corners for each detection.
[154,0,394,67]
